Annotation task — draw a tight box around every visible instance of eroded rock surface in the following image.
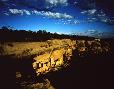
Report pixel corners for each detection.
[0,39,113,89]
[33,48,74,76]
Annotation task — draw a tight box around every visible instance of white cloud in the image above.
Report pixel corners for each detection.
[9,9,23,15]
[4,13,9,16]
[73,20,79,24]
[46,0,68,6]
[58,19,80,25]
[100,18,108,23]
[81,10,87,14]
[9,9,31,15]
[81,9,96,15]
[32,10,73,19]
[74,1,78,5]
[81,9,114,25]
[9,9,72,19]
[86,17,97,22]
[67,20,80,25]
[88,9,96,14]
[84,29,114,38]
[87,29,96,33]
[86,29,102,37]
[23,10,31,15]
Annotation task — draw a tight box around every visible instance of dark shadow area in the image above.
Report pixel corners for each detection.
[0,56,16,89]
[16,56,38,88]
[0,55,37,89]
[43,39,114,89]
[44,53,113,89]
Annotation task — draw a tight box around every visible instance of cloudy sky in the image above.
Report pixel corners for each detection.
[0,0,114,38]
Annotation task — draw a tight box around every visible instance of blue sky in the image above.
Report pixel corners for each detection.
[0,0,114,38]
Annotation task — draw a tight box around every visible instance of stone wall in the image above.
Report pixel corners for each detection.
[32,47,74,76]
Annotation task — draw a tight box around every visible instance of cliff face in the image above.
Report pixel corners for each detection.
[0,39,113,89]
[32,39,112,76]
[0,39,112,77]
[32,45,75,76]
[0,39,76,76]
